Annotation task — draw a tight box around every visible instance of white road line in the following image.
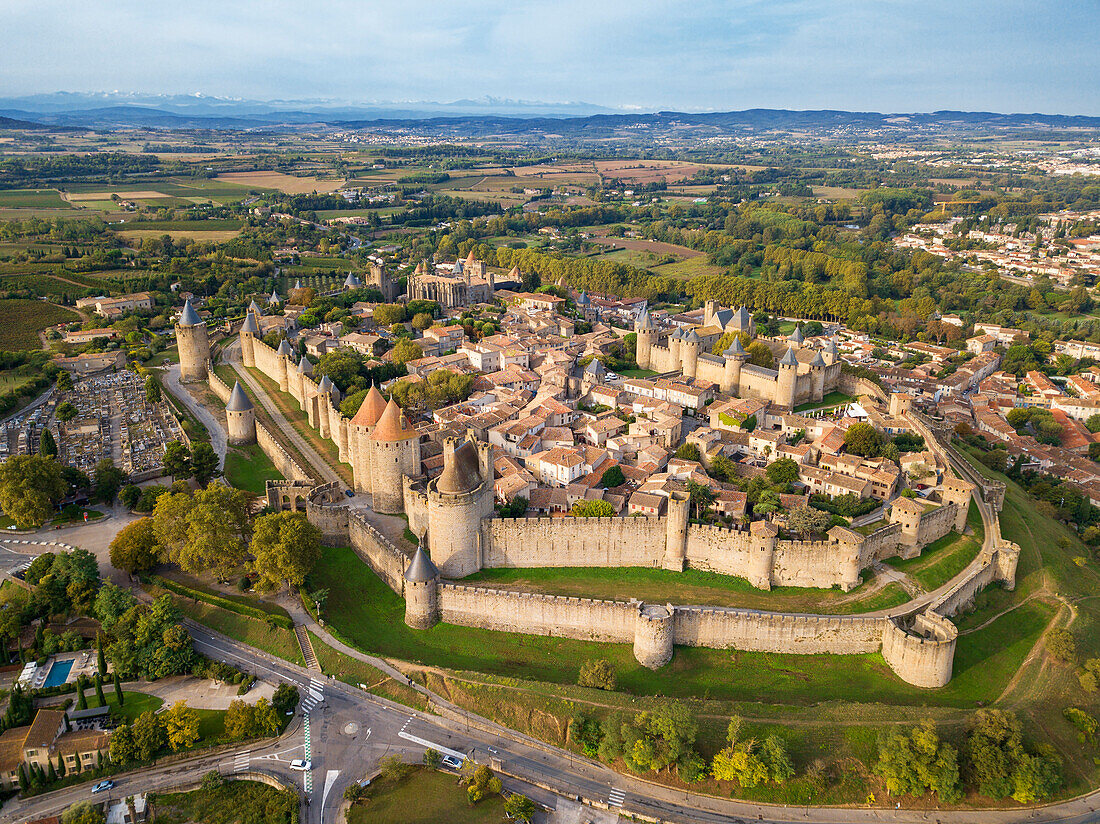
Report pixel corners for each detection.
[608,789,625,807]
[397,730,467,760]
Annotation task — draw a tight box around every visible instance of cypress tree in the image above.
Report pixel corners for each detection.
[16,763,27,792]
[94,673,105,708]
[96,634,106,676]
[114,671,123,706]
[76,682,88,711]
[46,761,56,783]
[56,755,65,777]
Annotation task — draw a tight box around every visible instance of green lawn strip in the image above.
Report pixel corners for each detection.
[224,442,283,495]
[309,545,1026,706]
[104,690,165,722]
[151,585,304,666]
[794,391,855,413]
[853,518,888,536]
[616,368,660,378]
[156,569,293,621]
[307,630,429,712]
[346,766,505,824]
[458,564,906,615]
[153,779,297,824]
[242,364,353,485]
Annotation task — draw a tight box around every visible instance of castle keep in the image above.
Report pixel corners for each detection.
[634,302,843,409]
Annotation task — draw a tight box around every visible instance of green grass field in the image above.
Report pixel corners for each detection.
[459,565,910,614]
[309,544,1039,706]
[105,690,165,722]
[223,442,283,495]
[347,767,505,824]
[794,391,855,413]
[0,299,80,349]
[885,502,984,591]
[0,189,71,208]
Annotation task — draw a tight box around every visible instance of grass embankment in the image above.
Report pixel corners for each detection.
[460,565,910,614]
[223,442,283,495]
[309,544,1039,707]
[346,766,505,824]
[152,779,298,824]
[242,364,353,486]
[307,631,429,712]
[885,501,985,590]
[147,580,304,666]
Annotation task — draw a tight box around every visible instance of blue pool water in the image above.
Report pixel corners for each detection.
[42,659,73,688]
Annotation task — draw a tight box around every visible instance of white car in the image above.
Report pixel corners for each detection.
[440,755,464,770]
[91,780,114,793]
[290,759,312,771]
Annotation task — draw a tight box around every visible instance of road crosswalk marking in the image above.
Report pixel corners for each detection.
[608,789,625,807]
[232,752,250,772]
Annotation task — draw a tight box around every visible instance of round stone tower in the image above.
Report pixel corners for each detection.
[239,311,260,368]
[776,346,799,409]
[633,604,674,669]
[634,308,656,371]
[224,381,257,446]
[403,544,440,629]
[427,437,495,578]
[663,489,690,571]
[175,300,210,382]
[721,337,747,395]
[680,328,700,379]
[748,519,778,590]
[368,398,420,514]
[809,350,826,402]
[275,339,294,392]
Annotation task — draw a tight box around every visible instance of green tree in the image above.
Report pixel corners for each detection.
[1087,414,1100,434]
[61,802,105,824]
[109,723,136,765]
[164,700,201,751]
[411,312,433,331]
[156,485,251,578]
[145,376,162,404]
[55,401,77,422]
[94,673,106,707]
[189,442,220,487]
[56,371,73,392]
[0,454,66,528]
[97,633,107,675]
[224,700,254,739]
[843,422,885,457]
[92,458,125,504]
[687,480,715,520]
[578,659,616,690]
[250,511,323,592]
[746,341,775,369]
[570,500,616,517]
[674,442,701,463]
[391,338,423,365]
[875,720,961,803]
[162,440,192,480]
[109,517,159,575]
[39,428,58,458]
[114,671,123,705]
[132,710,166,761]
[504,794,536,822]
[622,701,698,774]
[765,457,800,487]
[316,348,365,391]
[599,465,626,488]
[119,483,141,509]
[786,505,831,535]
[272,683,299,716]
[94,581,138,632]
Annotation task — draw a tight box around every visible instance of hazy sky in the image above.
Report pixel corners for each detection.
[4,0,1098,113]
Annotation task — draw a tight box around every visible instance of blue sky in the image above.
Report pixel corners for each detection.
[4,0,1098,114]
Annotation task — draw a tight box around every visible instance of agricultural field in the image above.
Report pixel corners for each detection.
[811,186,867,199]
[0,298,80,349]
[0,188,72,208]
[117,228,241,242]
[217,170,346,193]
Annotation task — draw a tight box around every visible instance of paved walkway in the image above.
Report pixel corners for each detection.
[132,674,276,710]
[222,341,342,486]
[163,363,227,470]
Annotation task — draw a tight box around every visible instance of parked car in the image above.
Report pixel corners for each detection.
[290,759,312,771]
[91,780,114,793]
[440,754,464,770]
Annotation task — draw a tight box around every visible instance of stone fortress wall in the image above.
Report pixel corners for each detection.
[241,312,1017,689]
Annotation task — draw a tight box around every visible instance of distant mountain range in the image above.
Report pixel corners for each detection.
[0,93,1098,135]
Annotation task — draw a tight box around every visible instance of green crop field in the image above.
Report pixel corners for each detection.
[0,299,80,349]
[0,189,71,208]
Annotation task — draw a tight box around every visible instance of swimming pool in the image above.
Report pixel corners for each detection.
[42,659,74,688]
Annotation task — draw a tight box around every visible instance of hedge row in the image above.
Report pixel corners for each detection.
[151,576,293,629]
